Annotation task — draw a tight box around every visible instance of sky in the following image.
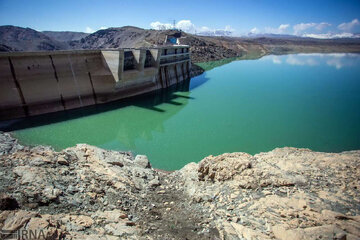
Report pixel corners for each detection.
[0,0,360,38]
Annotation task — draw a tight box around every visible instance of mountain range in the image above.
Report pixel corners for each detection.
[1,25,360,63]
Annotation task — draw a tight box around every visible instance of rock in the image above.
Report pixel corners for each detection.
[57,156,69,166]
[26,216,49,230]
[29,157,47,166]
[67,185,79,194]
[1,132,360,240]
[104,222,139,237]
[198,153,252,181]
[148,178,160,188]
[134,155,151,168]
[92,210,126,223]
[2,210,38,231]
[42,186,62,202]
[334,233,347,240]
[108,161,124,167]
[73,215,94,228]
[226,222,271,239]
[126,221,135,226]
[61,215,94,231]
[0,132,18,155]
[273,224,349,240]
[13,166,44,185]
[25,216,64,239]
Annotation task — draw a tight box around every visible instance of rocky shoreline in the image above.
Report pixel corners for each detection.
[0,132,359,239]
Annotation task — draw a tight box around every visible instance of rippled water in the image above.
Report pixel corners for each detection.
[6,53,360,170]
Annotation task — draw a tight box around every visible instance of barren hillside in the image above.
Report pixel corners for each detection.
[42,31,89,42]
[1,25,360,63]
[0,25,68,51]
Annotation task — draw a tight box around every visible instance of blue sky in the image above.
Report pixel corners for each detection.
[0,0,359,38]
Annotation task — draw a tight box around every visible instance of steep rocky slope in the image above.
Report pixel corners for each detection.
[42,31,89,42]
[67,28,266,62]
[0,26,68,51]
[2,25,360,64]
[68,26,153,49]
[0,132,359,239]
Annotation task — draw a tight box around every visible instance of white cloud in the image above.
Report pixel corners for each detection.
[277,53,358,70]
[264,24,290,34]
[250,27,259,34]
[325,54,358,69]
[149,20,234,35]
[85,26,108,33]
[150,21,173,30]
[198,25,235,36]
[338,19,360,32]
[272,56,282,64]
[279,24,290,31]
[176,20,196,33]
[199,26,211,32]
[249,22,329,36]
[286,55,318,66]
[293,23,316,35]
[85,26,95,33]
[293,22,332,35]
[150,20,196,32]
[302,32,358,39]
[224,25,235,32]
[326,58,344,69]
[315,22,331,31]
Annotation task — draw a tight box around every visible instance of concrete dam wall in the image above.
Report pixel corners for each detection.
[0,46,191,120]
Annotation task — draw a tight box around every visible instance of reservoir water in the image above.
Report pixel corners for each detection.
[5,53,360,170]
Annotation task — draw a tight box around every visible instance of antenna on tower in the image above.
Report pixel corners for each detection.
[167,18,177,30]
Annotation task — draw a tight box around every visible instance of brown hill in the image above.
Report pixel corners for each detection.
[1,25,360,64]
[0,25,68,51]
[69,26,154,49]
[67,27,267,61]
[42,31,89,42]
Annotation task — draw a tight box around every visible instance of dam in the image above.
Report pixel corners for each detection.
[0,45,191,120]
[4,53,360,170]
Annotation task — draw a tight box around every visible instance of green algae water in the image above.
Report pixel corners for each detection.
[4,53,360,170]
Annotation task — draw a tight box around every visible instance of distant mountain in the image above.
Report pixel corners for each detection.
[197,30,233,37]
[0,25,68,51]
[1,25,359,63]
[42,31,89,42]
[247,32,360,40]
[246,33,303,39]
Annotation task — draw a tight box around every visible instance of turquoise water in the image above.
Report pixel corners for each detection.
[6,53,360,170]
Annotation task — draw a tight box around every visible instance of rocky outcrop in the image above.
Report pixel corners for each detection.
[175,148,360,239]
[0,132,216,239]
[0,131,359,239]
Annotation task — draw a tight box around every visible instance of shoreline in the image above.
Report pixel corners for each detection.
[1,132,359,239]
[192,50,360,77]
